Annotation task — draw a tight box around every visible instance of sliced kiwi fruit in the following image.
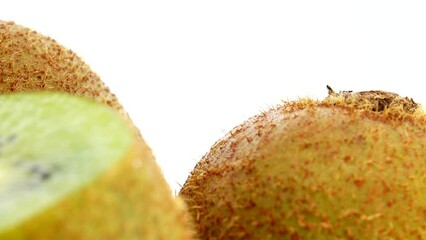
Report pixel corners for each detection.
[0,92,192,239]
[179,86,426,239]
[0,21,194,239]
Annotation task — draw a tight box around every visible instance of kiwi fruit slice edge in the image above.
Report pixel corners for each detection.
[0,92,132,234]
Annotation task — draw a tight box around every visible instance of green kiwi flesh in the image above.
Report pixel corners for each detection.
[0,92,132,235]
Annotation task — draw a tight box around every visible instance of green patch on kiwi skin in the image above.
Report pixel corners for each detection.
[0,92,132,233]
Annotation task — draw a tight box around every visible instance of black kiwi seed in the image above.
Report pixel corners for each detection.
[28,164,52,181]
[6,134,17,143]
[28,163,57,182]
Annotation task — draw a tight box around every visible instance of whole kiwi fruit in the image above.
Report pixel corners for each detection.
[179,86,426,239]
[0,21,193,239]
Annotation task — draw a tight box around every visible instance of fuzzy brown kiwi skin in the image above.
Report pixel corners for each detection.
[0,21,136,132]
[179,87,426,239]
[0,21,118,109]
[0,21,195,239]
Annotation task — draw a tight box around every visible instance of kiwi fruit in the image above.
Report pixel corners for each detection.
[0,92,192,239]
[0,21,125,116]
[179,86,426,239]
[0,21,194,239]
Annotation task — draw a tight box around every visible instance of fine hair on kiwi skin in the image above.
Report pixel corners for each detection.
[179,86,426,239]
[0,21,116,106]
[0,20,131,125]
[0,21,195,239]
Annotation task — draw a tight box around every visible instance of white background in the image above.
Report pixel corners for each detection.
[3,1,426,194]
